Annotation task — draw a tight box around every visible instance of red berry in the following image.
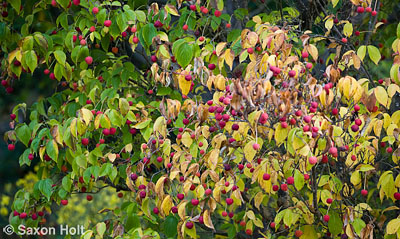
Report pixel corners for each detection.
[226,198,233,205]
[182,24,188,31]
[104,20,112,27]
[361,189,368,196]
[8,144,15,151]
[341,38,348,44]
[252,143,260,150]
[394,192,400,200]
[61,199,68,205]
[92,7,99,14]
[177,193,184,200]
[214,10,221,17]
[287,176,294,185]
[186,221,194,229]
[323,214,330,222]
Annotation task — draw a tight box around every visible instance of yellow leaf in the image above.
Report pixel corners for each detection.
[300,225,318,239]
[388,84,400,98]
[165,4,179,16]
[70,118,78,138]
[214,74,226,91]
[178,73,191,96]
[343,22,353,37]
[374,86,388,107]
[203,210,215,229]
[254,191,264,210]
[307,44,319,61]
[208,149,220,170]
[252,16,262,24]
[178,201,187,220]
[246,210,256,220]
[275,123,289,145]
[224,49,234,70]
[247,32,259,47]
[387,219,400,234]
[216,42,227,56]
[244,141,257,162]
[153,116,167,138]
[161,195,173,216]
[80,108,93,126]
[181,132,193,148]
[155,176,166,198]
[325,18,333,30]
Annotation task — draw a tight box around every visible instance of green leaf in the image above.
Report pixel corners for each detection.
[157,87,172,96]
[54,63,64,81]
[141,23,157,47]
[164,216,178,237]
[294,169,305,191]
[56,0,70,10]
[62,175,72,192]
[96,222,106,237]
[8,0,21,14]
[328,211,342,236]
[176,43,193,68]
[108,109,122,127]
[397,22,400,39]
[16,124,31,146]
[352,218,366,235]
[135,10,146,22]
[46,139,59,161]
[54,50,66,66]
[119,98,130,116]
[367,45,381,65]
[56,13,68,30]
[217,0,224,10]
[39,179,53,200]
[23,50,37,73]
[357,45,366,62]
[97,9,107,26]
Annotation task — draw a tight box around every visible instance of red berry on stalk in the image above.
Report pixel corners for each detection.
[323,214,330,222]
[61,199,68,205]
[341,38,348,43]
[361,189,368,196]
[371,11,377,16]
[214,10,221,17]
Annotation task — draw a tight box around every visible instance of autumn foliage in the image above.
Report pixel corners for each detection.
[1,0,400,238]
